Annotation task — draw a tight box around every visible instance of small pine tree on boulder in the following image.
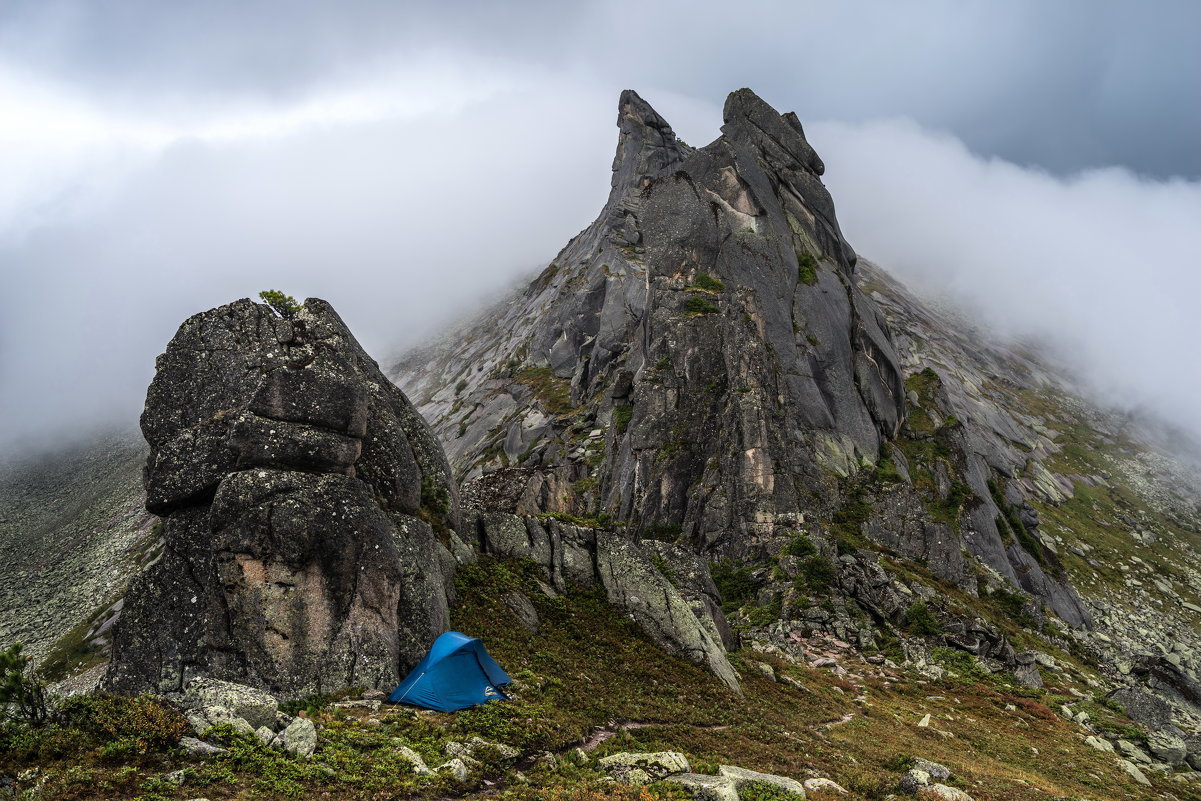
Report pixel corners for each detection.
[258,290,303,319]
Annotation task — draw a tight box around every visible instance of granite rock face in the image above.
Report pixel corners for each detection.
[397,88,904,551]
[394,88,1085,627]
[459,484,740,692]
[103,298,459,697]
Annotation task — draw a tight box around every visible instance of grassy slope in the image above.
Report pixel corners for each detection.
[5,558,1193,801]
[1014,388,1201,646]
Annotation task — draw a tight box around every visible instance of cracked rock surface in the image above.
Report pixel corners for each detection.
[103,298,459,696]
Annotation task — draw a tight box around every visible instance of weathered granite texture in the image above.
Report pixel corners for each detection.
[457,472,740,692]
[103,298,459,696]
[393,88,1085,626]
[397,88,904,550]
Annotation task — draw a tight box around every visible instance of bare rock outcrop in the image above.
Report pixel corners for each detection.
[394,88,1086,629]
[103,298,459,697]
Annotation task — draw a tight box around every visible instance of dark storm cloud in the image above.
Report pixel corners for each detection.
[1,0,1199,460]
[3,0,1199,177]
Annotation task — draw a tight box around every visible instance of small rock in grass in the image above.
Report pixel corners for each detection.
[1119,759,1151,786]
[395,744,433,776]
[281,717,317,758]
[899,768,931,793]
[913,759,950,780]
[179,737,228,756]
[754,661,777,681]
[438,758,470,782]
[920,784,973,800]
[804,776,847,793]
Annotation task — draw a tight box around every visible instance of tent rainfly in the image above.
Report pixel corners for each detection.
[388,631,511,712]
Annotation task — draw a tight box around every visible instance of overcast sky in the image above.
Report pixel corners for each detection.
[2,0,1200,459]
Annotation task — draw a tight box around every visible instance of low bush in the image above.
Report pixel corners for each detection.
[795,556,836,593]
[781,533,816,558]
[903,602,942,636]
[691,272,725,292]
[59,694,188,751]
[711,561,759,613]
[796,251,818,285]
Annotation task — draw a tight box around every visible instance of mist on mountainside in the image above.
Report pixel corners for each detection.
[2,0,1199,465]
[3,96,1199,470]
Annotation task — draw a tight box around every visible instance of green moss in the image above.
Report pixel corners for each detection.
[737,779,804,800]
[37,601,116,681]
[829,486,872,545]
[419,474,451,529]
[649,553,678,586]
[535,512,612,529]
[796,250,818,285]
[613,405,633,434]
[926,482,972,530]
[874,456,904,484]
[986,585,1035,627]
[931,647,992,683]
[514,367,573,415]
[904,601,942,635]
[743,601,782,628]
[988,477,1046,566]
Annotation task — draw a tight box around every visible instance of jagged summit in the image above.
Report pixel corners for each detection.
[392,88,1091,628]
[609,89,692,203]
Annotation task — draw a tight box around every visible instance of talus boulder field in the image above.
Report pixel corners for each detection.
[103,298,460,696]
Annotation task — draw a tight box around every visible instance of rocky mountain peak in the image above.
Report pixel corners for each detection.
[609,89,692,204]
[394,88,1088,628]
[397,89,907,541]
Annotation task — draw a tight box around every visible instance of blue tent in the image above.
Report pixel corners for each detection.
[388,631,511,711]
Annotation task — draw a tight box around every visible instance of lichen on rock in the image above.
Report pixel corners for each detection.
[103,297,459,697]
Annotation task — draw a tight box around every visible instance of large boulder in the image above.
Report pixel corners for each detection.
[598,751,691,785]
[718,765,807,797]
[1108,686,1175,729]
[183,678,278,729]
[103,298,459,697]
[595,531,740,692]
